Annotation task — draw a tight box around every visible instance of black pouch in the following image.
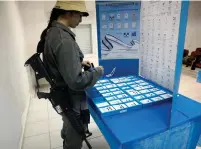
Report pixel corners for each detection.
[50,88,71,113]
[81,109,90,124]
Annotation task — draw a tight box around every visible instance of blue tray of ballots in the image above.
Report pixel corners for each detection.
[88,75,173,117]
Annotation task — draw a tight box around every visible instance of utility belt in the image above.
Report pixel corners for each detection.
[50,87,90,125]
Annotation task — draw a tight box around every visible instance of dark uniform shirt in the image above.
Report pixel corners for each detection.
[43,21,103,112]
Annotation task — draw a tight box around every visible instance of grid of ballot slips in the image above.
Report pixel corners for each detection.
[140,1,182,91]
[92,75,172,116]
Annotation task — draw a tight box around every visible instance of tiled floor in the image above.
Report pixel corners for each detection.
[22,96,110,149]
[22,65,201,149]
[179,66,201,103]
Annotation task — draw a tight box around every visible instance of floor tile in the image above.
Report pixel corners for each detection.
[50,131,63,149]
[54,147,62,149]
[83,136,110,149]
[29,98,48,113]
[23,134,50,149]
[25,121,49,137]
[49,117,63,132]
[90,115,95,123]
[88,122,102,139]
[27,110,49,123]
[48,103,62,119]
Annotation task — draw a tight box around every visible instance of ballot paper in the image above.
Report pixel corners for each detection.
[121,98,133,103]
[94,83,102,87]
[125,101,139,107]
[102,93,114,97]
[116,83,127,87]
[110,78,121,84]
[105,96,118,101]
[143,85,152,89]
[145,93,156,98]
[133,87,144,91]
[96,86,107,91]
[102,83,112,86]
[117,94,129,98]
[106,84,117,89]
[127,82,136,85]
[140,99,152,104]
[139,89,151,94]
[126,76,135,79]
[135,80,145,83]
[134,95,145,100]
[154,90,166,95]
[113,91,124,95]
[151,96,163,101]
[149,88,159,92]
[139,82,149,86]
[121,86,131,90]
[99,90,110,94]
[109,100,122,105]
[110,88,120,92]
[99,80,109,83]
[113,104,127,110]
[126,89,140,96]
[96,102,109,108]
[160,94,172,99]
[99,106,115,113]
[130,84,140,88]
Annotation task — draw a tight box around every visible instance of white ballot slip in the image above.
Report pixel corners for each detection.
[96,102,109,108]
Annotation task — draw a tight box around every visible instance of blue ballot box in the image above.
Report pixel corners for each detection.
[86,90,201,149]
[88,1,201,149]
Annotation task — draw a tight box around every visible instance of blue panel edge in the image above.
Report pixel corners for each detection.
[171,0,190,127]
[173,1,189,95]
[96,1,102,59]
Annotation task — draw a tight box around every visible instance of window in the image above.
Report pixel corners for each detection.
[73,24,93,55]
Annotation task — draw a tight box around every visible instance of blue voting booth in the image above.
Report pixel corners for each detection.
[86,1,201,149]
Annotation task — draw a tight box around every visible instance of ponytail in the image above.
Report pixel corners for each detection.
[37,8,67,53]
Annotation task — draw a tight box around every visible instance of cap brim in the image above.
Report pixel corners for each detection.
[82,12,89,17]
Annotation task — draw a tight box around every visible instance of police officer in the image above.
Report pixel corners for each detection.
[39,1,104,149]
